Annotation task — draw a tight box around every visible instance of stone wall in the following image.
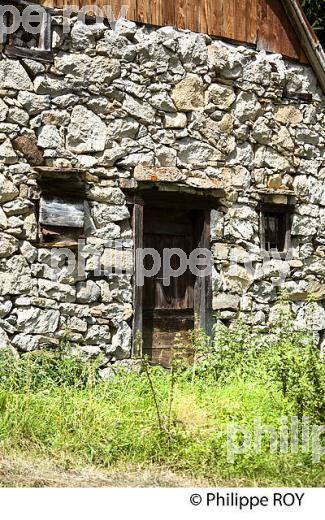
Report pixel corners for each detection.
[0,17,324,362]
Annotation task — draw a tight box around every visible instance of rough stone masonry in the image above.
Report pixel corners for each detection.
[0,16,324,368]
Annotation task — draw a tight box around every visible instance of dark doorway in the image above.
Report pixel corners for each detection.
[142,207,200,366]
[130,190,213,368]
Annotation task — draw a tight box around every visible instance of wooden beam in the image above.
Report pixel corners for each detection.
[4,45,54,63]
[132,203,144,354]
[38,10,52,51]
[194,210,212,337]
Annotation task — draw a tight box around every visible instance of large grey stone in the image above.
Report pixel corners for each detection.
[234,91,262,123]
[0,257,32,295]
[38,125,63,149]
[213,293,240,311]
[0,140,17,165]
[76,280,101,304]
[111,321,132,360]
[101,248,133,274]
[17,91,51,115]
[67,106,107,153]
[0,233,19,258]
[15,307,60,334]
[222,265,253,292]
[87,187,126,204]
[38,279,76,303]
[291,215,318,236]
[0,328,9,348]
[71,20,96,50]
[0,99,8,121]
[0,174,19,204]
[0,60,33,90]
[164,112,187,129]
[123,94,156,124]
[12,333,58,352]
[0,299,12,318]
[54,54,120,88]
[254,146,290,171]
[92,204,130,227]
[178,138,221,166]
[85,325,111,346]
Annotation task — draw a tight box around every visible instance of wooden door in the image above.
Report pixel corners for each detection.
[142,207,202,367]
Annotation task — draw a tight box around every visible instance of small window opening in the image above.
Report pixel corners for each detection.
[3,3,53,63]
[264,212,286,251]
[38,195,85,248]
[260,205,292,253]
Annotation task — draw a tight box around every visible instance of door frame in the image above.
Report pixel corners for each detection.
[129,190,215,354]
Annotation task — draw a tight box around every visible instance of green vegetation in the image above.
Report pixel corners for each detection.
[301,0,325,32]
[0,301,324,487]
[301,0,325,46]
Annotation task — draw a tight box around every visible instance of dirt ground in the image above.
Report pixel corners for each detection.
[0,456,206,488]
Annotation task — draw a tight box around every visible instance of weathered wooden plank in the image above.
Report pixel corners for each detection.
[143,313,194,367]
[188,0,202,34]
[233,0,247,42]
[257,0,305,61]
[257,0,270,52]
[160,0,175,26]
[5,46,54,63]
[222,0,235,41]
[39,196,85,228]
[136,0,149,24]
[175,0,188,31]
[246,0,258,44]
[101,0,136,21]
[149,0,161,26]
[206,0,223,40]
[193,211,212,336]
[132,203,144,352]
[199,0,208,35]
[38,10,52,51]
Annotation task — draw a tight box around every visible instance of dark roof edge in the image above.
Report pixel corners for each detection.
[282,0,325,92]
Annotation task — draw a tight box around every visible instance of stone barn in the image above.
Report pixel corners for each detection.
[0,0,324,368]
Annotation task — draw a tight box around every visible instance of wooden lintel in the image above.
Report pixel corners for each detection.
[5,45,54,63]
[35,241,79,249]
[34,167,88,173]
[125,184,225,206]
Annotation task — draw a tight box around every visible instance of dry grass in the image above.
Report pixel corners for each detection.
[0,455,210,488]
[173,393,213,432]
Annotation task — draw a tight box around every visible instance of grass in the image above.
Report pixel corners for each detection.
[0,452,209,488]
[0,364,324,486]
[0,309,324,487]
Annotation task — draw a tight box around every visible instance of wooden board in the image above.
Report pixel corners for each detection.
[39,195,84,228]
[257,0,308,62]
[143,309,194,367]
[132,203,144,352]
